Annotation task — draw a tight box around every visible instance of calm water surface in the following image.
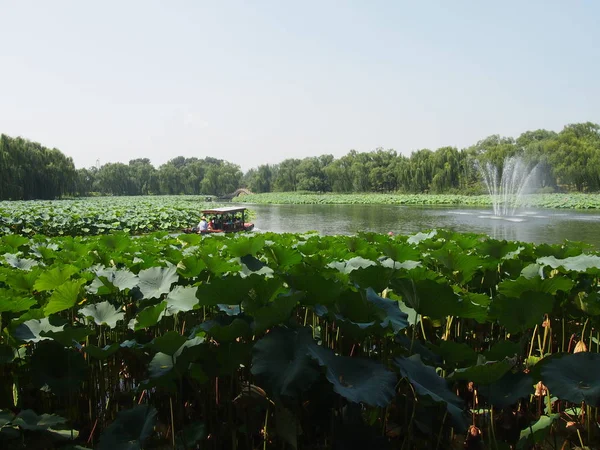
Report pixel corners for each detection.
[236,203,600,249]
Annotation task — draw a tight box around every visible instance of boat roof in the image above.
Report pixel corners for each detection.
[201,206,248,214]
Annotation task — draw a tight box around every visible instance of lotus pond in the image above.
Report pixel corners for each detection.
[1,228,600,449]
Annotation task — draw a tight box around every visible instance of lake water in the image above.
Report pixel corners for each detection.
[237,203,600,249]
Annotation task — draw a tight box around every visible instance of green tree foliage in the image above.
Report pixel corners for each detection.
[4,121,600,199]
[0,135,77,200]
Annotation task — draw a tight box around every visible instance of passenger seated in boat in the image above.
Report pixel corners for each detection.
[198,216,209,234]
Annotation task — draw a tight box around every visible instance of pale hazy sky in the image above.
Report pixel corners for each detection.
[1,1,599,172]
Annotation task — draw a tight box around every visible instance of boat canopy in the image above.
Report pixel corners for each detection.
[201,206,248,215]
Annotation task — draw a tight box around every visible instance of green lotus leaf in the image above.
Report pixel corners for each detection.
[498,275,573,298]
[516,414,559,450]
[252,292,301,335]
[0,409,14,427]
[251,327,319,400]
[407,230,437,245]
[4,254,39,271]
[149,335,206,378]
[395,335,443,365]
[490,291,554,333]
[537,254,600,272]
[0,289,36,313]
[240,254,274,277]
[478,370,533,408]
[540,352,600,406]
[200,316,252,342]
[350,266,393,292]
[449,358,513,385]
[381,241,422,262]
[177,255,207,278]
[214,341,253,375]
[394,355,466,431]
[226,235,265,258]
[5,267,41,291]
[284,271,344,306]
[33,265,79,292]
[88,267,139,294]
[454,292,490,323]
[129,301,166,331]
[438,341,478,367]
[79,301,124,328]
[43,325,94,346]
[521,263,543,279]
[574,291,600,316]
[2,234,30,251]
[391,278,459,318]
[149,352,174,379]
[328,256,376,274]
[97,232,132,252]
[31,340,86,395]
[196,275,256,307]
[379,258,421,271]
[265,244,302,269]
[84,343,120,360]
[474,239,523,260]
[484,340,522,361]
[14,318,65,342]
[98,405,157,450]
[365,287,409,333]
[138,266,178,299]
[11,409,67,431]
[44,279,86,315]
[147,331,187,356]
[430,244,483,283]
[201,254,242,275]
[308,342,396,407]
[163,285,199,316]
[175,422,206,449]
[0,344,14,364]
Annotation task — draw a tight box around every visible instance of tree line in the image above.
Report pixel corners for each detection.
[243,122,600,194]
[1,122,599,200]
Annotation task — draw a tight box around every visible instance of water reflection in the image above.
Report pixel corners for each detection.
[237,203,600,248]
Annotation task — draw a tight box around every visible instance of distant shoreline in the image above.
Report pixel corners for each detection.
[236,192,600,209]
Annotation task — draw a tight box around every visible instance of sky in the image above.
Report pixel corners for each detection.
[1,1,599,172]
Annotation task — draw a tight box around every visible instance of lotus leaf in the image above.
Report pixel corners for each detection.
[516,414,559,450]
[308,342,396,407]
[478,370,533,408]
[3,253,39,271]
[251,327,319,400]
[164,285,199,315]
[44,278,86,315]
[79,301,124,328]
[138,266,178,299]
[490,291,554,333]
[394,355,466,431]
[449,358,513,385]
[98,405,157,450]
[540,352,600,405]
[33,265,78,292]
[31,340,87,395]
[537,254,600,272]
[14,317,65,342]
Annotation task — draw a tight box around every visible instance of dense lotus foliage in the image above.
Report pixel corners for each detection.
[239,192,600,209]
[1,228,600,449]
[0,196,228,237]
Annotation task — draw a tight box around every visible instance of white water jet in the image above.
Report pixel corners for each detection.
[477,156,539,217]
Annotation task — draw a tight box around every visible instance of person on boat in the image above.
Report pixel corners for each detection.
[198,216,209,234]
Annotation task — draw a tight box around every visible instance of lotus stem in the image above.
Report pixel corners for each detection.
[263,406,269,450]
[170,396,176,449]
[528,325,538,358]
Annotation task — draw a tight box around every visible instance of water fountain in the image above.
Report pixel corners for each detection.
[477,155,539,218]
